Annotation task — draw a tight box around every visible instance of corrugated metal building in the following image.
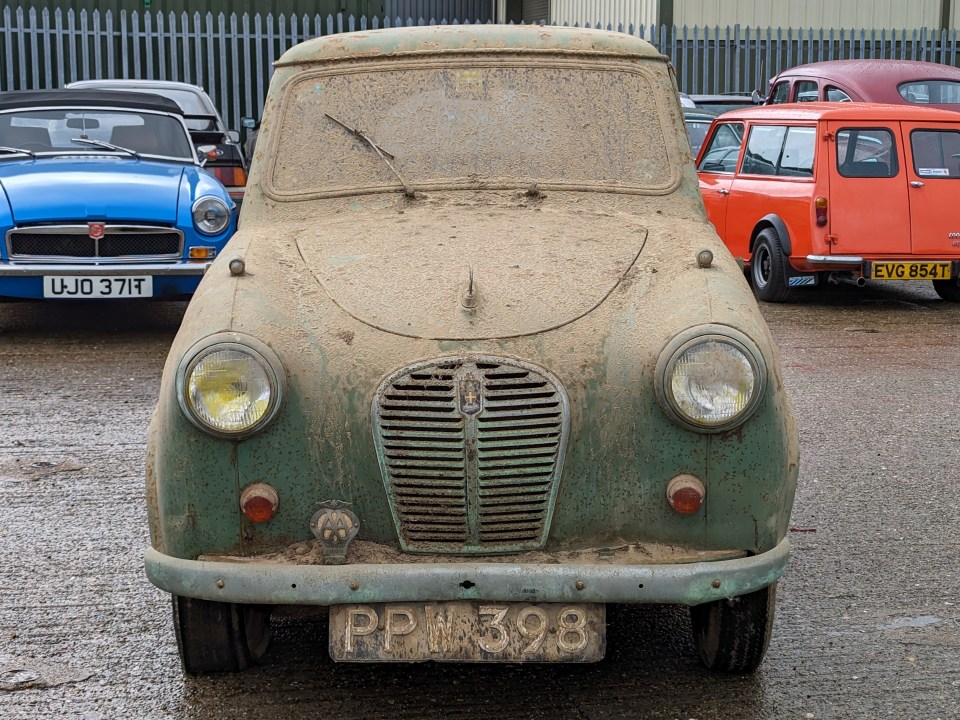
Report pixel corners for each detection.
[550,0,959,31]
[546,0,657,30]
[671,0,945,30]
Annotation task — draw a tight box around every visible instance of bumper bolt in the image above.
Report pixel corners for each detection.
[216,579,225,589]
[575,581,585,591]
[711,579,721,589]
[350,582,360,591]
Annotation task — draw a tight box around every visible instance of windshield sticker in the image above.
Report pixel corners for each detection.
[918,167,950,176]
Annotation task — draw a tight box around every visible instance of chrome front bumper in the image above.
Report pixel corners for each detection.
[0,262,210,277]
[145,538,790,607]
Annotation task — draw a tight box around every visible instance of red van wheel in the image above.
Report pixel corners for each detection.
[751,229,794,303]
[933,279,960,301]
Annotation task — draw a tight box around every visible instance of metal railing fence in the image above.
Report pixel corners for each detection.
[2,6,960,130]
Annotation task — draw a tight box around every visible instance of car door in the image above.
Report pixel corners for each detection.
[902,121,960,256]
[825,122,911,255]
[696,122,745,249]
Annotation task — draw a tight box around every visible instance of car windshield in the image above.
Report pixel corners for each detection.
[0,108,195,160]
[268,62,676,197]
[685,118,712,155]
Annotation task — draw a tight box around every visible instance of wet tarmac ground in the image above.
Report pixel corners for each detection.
[0,281,958,720]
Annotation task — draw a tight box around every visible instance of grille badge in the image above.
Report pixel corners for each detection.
[458,372,482,416]
[88,222,105,240]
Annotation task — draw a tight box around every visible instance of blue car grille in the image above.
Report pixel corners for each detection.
[8,227,182,259]
[372,356,570,555]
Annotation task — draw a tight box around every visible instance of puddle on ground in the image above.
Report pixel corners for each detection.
[877,616,942,631]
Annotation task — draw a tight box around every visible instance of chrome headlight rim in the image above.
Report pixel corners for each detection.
[192,195,231,236]
[175,332,285,440]
[654,325,767,434]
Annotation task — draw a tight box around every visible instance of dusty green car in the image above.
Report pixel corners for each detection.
[145,24,799,675]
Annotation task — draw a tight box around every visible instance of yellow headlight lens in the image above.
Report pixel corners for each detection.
[185,347,273,434]
[669,339,757,427]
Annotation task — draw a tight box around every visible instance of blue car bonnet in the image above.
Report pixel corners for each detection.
[0,158,186,224]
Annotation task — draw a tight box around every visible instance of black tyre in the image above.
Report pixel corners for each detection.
[750,229,794,302]
[690,583,777,673]
[933,279,960,301]
[172,595,271,674]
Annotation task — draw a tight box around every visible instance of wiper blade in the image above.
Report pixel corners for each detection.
[0,145,36,158]
[324,112,415,198]
[70,137,139,158]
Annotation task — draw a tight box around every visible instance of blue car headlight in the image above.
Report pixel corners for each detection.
[192,196,231,235]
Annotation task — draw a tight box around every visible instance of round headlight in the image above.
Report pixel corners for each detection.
[192,196,231,235]
[656,329,766,432]
[177,337,283,438]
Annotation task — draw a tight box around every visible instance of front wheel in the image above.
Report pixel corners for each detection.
[690,583,777,673]
[173,595,271,674]
[750,229,794,303]
[933,279,960,301]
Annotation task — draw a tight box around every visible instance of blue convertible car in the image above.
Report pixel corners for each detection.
[0,89,236,300]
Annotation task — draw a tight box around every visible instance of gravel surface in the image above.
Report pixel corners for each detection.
[0,282,958,719]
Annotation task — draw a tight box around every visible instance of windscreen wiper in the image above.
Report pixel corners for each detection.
[324,112,415,198]
[0,145,36,158]
[70,137,139,158]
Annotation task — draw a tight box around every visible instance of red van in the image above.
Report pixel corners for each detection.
[697,102,960,301]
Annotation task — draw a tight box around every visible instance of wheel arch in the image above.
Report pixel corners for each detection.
[749,215,792,257]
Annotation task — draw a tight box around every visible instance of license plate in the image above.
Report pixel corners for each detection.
[871,261,951,280]
[42,275,153,298]
[329,602,605,663]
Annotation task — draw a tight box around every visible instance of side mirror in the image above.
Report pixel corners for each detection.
[241,117,260,130]
[227,130,240,143]
[751,89,764,104]
[196,144,218,167]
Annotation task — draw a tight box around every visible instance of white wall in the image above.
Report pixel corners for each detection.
[550,0,660,30]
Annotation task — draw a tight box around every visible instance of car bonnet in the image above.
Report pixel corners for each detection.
[291,200,648,341]
[0,159,185,224]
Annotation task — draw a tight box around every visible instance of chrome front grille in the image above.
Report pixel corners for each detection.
[7,225,183,261]
[373,356,569,554]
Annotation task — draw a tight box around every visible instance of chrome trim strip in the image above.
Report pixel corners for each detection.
[144,538,791,607]
[806,254,863,265]
[0,262,209,276]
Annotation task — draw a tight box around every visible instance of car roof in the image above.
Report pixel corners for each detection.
[713,101,960,122]
[768,59,960,98]
[690,93,755,102]
[275,24,663,67]
[683,108,717,121]
[0,88,185,114]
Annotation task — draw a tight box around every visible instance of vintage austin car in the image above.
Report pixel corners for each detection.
[145,25,799,675]
[0,89,235,300]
